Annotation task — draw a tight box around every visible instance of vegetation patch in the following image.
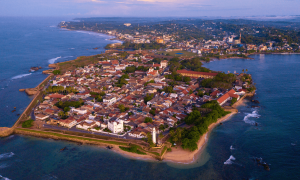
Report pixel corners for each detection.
[22,119,34,128]
[119,145,147,155]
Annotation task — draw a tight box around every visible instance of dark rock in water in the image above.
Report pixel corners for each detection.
[29,66,42,72]
[251,105,260,108]
[254,157,270,171]
[262,163,270,171]
[16,114,20,116]
[251,100,260,104]
[11,110,16,112]
[106,146,113,149]
[220,123,223,125]
[255,122,258,126]
[60,147,67,151]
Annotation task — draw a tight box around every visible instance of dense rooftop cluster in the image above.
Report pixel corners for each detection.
[34,51,255,146]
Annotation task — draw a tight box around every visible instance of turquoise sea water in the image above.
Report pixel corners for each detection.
[1,18,300,179]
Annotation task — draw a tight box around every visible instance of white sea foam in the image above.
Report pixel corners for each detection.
[0,164,9,169]
[230,145,235,150]
[11,73,31,80]
[0,152,14,160]
[291,143,296,146]
[63,56,74,59]
[224,155,236,165]
[0,174,11,180]
[48,56,61,64]
[68,48,75,49]
[243,110,260,125]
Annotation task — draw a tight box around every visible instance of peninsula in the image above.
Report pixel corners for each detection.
[0,47,256,163]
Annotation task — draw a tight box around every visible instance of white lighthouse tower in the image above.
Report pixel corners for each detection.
[152,127,156,144]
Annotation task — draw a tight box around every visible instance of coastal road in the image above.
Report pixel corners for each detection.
[43,124,138,140]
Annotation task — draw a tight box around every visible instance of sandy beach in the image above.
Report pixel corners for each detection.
[163,110,238,164]
[112,145,157,161]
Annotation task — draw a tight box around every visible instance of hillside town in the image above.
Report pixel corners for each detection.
[33,51,255,145]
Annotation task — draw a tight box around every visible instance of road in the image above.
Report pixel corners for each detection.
[43,124,138,140]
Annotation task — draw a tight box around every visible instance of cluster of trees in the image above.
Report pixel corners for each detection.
[149,108,156,116]
[159,124,169,131]
[144,93,154,103]
[144,80,155,87]
[123,66,149,73]
[115,74,129,87]
[90,91,106,102]
[168,101,230,151]
[231,97,237,105]
[144,117,153,123]
[46,86,78,94]
[58,111,68,119]
[55,100,84,111]
[161,86,174,93]
[165,73,191,83]
[201,73,236,89]
[168,57,211,73]
[180,58,210,72]
[118,104,129,112]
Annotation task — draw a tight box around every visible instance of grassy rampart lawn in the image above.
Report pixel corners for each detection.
[16,128,127,146]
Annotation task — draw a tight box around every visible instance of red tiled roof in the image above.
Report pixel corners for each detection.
[177,70,218,76]
[48,94,65,99]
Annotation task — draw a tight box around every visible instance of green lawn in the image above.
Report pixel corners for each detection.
[16,128,127,146]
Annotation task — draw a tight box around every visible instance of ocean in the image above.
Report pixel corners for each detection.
[1,18,300,180]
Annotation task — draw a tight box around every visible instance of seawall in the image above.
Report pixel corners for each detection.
[0,127,14,137]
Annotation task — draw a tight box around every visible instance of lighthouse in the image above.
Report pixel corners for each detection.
[152,127,156,144]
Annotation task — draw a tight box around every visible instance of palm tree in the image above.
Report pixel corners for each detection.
[242,69,245,73]
[246,69,248,74]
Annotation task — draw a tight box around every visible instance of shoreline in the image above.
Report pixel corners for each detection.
[163,110,238,164]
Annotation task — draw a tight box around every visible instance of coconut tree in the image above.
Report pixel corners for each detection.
[246,69,248,74]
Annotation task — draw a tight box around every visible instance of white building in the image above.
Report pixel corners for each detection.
[71,108,87,115]
[160,60,168,69]
[108,120,124,133]
[76,120,100,130]
[103,96,117,105]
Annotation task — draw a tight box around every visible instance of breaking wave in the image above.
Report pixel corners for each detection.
[230,145,235,150]
[243,110,260,125]
[224,155,236,165]
[11,73,31,80]
[48,56,61,64]
[0,174,11,180]
[0,152,14,160]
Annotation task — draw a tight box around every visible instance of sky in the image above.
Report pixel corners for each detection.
[0,0,299,17]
